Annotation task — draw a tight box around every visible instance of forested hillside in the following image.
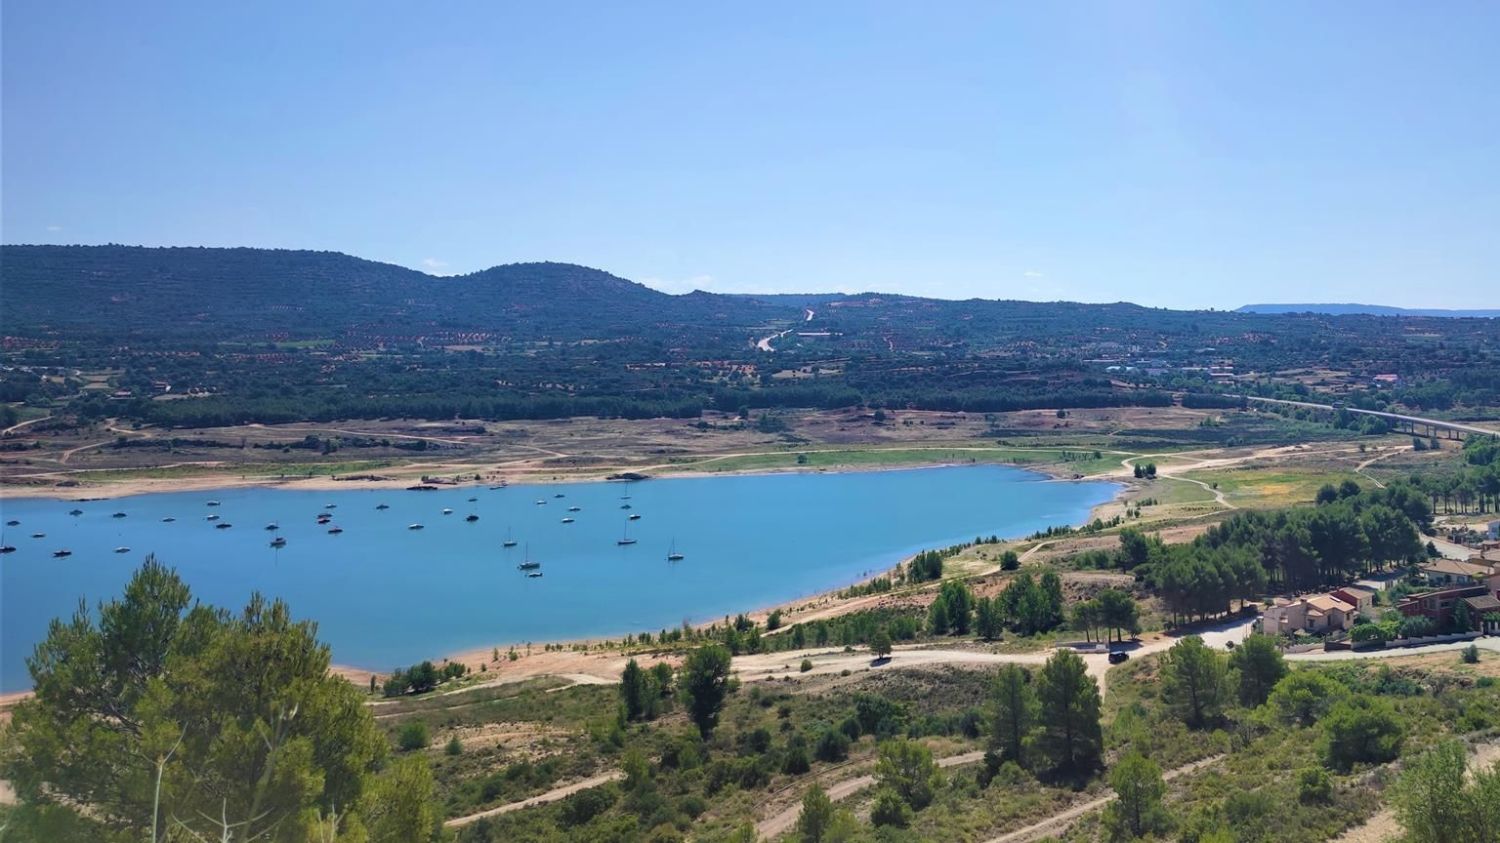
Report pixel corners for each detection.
[2,246,1497,427]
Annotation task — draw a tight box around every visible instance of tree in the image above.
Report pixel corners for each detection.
[1034,649,1103,774]
[1161,636,1231,728]
[1102,752,1170,841]
[1267,671,1349,726]
[363,755,441,843]
[621,658,651,721]
[928,595,951,635]
[975,596,1004,640]
[989,664,1036,766]
[1229,634,1286,707]
[795,785,840,842]
[681,644,733,737]
[1000,549,1021,571]
[1118,528,1154,570]
[875,738,942,811]
[870,627,893,659]
[937,580,974,635]
[1394,741,1478,843]
[1096,589,1140,642]
[870,788,913,828]
[1321,696,1404,771]
[0,558,399,842]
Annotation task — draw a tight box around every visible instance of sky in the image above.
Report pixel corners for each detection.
[3,1,1497,309]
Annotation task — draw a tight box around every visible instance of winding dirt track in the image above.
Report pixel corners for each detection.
[977,754,1225,843]
[444,771,625,828]
[755,750,987,839]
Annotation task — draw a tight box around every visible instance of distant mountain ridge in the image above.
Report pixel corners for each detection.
[1238,303,1500,318]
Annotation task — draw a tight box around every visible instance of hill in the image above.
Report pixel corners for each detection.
[1238,303,1500,318]
[2,245,1498,428]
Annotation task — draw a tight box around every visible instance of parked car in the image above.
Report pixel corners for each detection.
[1108,651,1129,664]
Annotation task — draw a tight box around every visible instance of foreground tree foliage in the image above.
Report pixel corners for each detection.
[1034,649,1103,775]
[1394,740,1500,843]
[0,558,439,842]
[988,664,1037,767]
[1102,751,1170,841]
[1229,633,1287,707]
[1160,636,1232,729]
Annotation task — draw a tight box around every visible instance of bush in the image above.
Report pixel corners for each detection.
[445,735,462,756]
[1268,671,1349,726]
[782,733,811,774]
[1461,644,1480,664]
[815,727,851,762]
[1321,696,1404,771]
[560,787,617,827]
[1297,766,1332,804]
[870,787,913,828]
[396,721,429,752]
[800,658,813,673]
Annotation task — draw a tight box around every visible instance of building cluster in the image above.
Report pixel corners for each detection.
[1397,551,1500,635]
[1261,549,1500,638]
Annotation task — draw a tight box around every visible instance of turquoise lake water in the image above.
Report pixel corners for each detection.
[0,465,1116,691]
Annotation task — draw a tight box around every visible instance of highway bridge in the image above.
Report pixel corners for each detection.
[1238,395,1500,441]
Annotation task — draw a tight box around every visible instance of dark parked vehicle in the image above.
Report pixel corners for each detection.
[1108,651,1129,664]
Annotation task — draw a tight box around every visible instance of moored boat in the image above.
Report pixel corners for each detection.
[53,549,72,558]
[270,536,287,548]
[114,546,130,554]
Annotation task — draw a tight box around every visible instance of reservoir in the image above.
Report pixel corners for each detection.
[0,465,1116,691]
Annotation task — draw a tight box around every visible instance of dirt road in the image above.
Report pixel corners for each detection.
[444,770,625,828]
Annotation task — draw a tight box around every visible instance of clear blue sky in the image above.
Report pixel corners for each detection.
[4,1,1496,308]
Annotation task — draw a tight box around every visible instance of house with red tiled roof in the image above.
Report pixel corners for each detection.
[1263,593,1358,635]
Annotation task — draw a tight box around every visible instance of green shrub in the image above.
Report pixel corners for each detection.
[782,733,811,774]
[560,787,617,827]
[1461,644,1480,664]
[396,721,429,752]
[445,735,462,756]
[815,727,851,762]
[1297,766,1332,803]
[870,787,912,828]
[800,658,813,673]
[1321,696,1404,771]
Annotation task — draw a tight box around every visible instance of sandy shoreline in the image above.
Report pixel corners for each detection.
[0,444,1122,502]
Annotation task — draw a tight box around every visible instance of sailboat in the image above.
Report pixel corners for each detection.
[502,527,518,548]
[517,544,540,571]
[667,539,684,562]
[617,522,637,546]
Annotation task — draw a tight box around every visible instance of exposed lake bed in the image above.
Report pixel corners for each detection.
[0,465,1117,691]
